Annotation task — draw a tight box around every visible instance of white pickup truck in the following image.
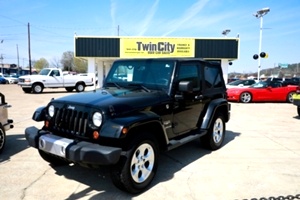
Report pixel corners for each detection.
[18,68,94,93]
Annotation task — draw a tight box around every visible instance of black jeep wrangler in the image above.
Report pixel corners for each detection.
[25,58,230,193]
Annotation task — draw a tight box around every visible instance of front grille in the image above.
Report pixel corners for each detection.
[51,108,89,138]
[18,78,24,83]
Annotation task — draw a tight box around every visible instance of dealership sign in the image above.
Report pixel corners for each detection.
[120,38,195,58]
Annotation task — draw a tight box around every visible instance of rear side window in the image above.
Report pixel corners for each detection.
[204,65,223,88]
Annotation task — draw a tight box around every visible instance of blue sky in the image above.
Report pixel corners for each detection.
[0,0,300,73]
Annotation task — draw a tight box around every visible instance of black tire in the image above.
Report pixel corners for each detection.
[38,150,70,166]
[287,92,295,103]
[110,134,159,194]
[65,87,74,92]
[32,83,44,94]
[297,106,300,117]
[240,92,252,103]
[0,124,6,154]
[22,88,32,93]
[201,113,225,150]
[75,82,85,92]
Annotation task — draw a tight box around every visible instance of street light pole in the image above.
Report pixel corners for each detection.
[254,7,270,81]
[257,16,263,81]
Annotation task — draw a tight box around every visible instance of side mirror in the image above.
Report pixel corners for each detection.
[178,81,193,92]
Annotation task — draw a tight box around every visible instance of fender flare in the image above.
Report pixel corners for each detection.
[201,98,230,130]
[32,106,46,121]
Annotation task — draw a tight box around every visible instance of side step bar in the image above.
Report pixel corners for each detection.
[167,131,207,151]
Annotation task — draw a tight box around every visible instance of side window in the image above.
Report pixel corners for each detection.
[55,70,60,76]
[177,63,200,91]
[50,70,60,76]
[204,65,223,88]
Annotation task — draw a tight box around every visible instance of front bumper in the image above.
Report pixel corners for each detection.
[292,94,300,106]
[25,126,122,165]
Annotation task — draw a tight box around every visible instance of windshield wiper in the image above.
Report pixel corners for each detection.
[105,82,122,89]
[128,83,151,92]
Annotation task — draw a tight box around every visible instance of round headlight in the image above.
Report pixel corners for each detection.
[92,112,102,127]
[48,105,55,117]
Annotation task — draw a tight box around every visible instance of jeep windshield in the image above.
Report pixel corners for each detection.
[104,59,175,91]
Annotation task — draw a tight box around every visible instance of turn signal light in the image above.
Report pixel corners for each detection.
[93,131,100,139]
[122,127,129,135]
[44,121,49,128]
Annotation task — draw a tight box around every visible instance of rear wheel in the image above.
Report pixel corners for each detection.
[297,106,300,117]
[111,134,159,194]
[75,83,85,92]
[32,83,44,94]
[201,113,225,150]
[240,92,252,103]
[38,150,70,166]
[0,124,6,154]
[287,92,295,103]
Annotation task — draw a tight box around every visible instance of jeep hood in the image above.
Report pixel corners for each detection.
[51,88,169,115]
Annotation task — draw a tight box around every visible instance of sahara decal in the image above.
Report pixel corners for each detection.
[120,38,195,58]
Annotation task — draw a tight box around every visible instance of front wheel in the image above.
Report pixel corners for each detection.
[0,125,6,154]
[297,106,300,117]
[240,92,252,103]
[201,114,225,150]
[32,83,44,94]
[111,134,159,194]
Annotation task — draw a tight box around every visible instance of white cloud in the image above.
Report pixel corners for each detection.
[138,0,159,36]
[162,0,210,36]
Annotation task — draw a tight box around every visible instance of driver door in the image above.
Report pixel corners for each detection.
[172,62,204,135]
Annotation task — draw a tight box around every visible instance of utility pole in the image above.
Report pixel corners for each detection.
[28,23,32,75]
[0,54,3,74]
[17,44,20,75]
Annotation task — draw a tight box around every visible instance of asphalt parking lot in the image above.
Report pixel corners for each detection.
[0,84,300,200]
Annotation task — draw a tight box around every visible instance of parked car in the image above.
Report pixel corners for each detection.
[0,77,8,84]
[227,81,297,103]
[226,79,257,88]
[292,84,300,116]
[0,92,14,153]
[266,77,299,86]
[18,68,94,93]
[3,74,18,84]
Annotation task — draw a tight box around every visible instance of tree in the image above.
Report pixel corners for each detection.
[61,51,74,71]
[74,58,87,73]
[60,51,87,73]
[51,57,61,68]
[33,58,49,72]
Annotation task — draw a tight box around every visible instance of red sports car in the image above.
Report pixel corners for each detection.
[227,81,297,103]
